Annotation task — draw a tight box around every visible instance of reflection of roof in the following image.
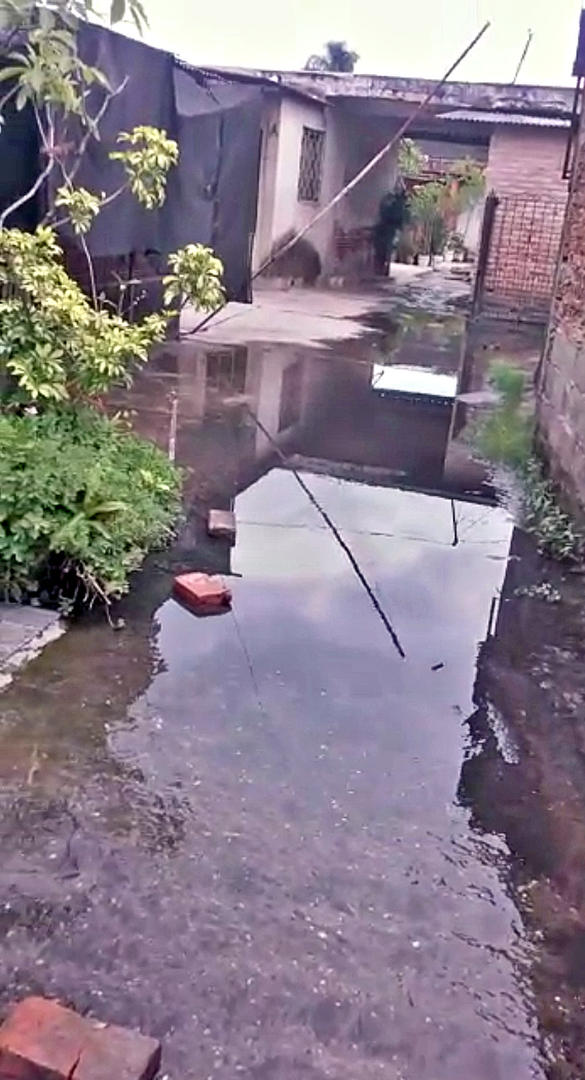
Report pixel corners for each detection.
[438,110,571,128]
[371,365,458,400]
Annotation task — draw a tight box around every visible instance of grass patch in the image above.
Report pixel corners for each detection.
[472,361,583,562]
[0,407,181,609]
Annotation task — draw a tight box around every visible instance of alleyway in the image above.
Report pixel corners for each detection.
[2,270,585,1079]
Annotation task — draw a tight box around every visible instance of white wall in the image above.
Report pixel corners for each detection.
[456,199,485,255]
[253,96,400,278]
[254,97,281,274]
[253,95,330,272]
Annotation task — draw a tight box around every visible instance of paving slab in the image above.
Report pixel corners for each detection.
[0,604,64,687]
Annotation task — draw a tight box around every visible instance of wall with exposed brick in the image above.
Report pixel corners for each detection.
[538,106,585,517]
[486,127,569,200]
[480,127,569,318]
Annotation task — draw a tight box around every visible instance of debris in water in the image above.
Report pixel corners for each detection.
[173,572,232,615]
[208,508,236,544]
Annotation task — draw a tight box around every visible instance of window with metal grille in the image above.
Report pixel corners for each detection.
[297,127,325,203]
[205,347,247,393]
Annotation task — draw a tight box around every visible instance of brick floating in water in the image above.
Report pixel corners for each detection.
[207,508,236,544]
[0,996,161,1080]
[173,571,232,614]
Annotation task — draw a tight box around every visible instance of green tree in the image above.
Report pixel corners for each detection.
[0,0,224,398]
[0,0,226,609]
[304,40,359,72]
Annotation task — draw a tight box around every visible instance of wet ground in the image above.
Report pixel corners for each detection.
[3,271,585,1078]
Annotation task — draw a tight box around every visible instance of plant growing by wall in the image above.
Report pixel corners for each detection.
[398,138,425,178]
[449,157,486,211]
[407,181,450,259]
[472,361,583,561]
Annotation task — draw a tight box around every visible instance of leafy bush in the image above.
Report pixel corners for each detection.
[474,406,534,470]
[489,360,526,408]
[0,227,167,404]
[472,360,533,469]
[0,408,181,607]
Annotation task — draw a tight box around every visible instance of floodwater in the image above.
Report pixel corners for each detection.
[0,300,548,1078]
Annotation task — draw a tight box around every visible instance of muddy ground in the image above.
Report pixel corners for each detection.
[2,270,585,1078]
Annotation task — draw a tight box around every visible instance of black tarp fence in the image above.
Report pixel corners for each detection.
[0,23,264,303]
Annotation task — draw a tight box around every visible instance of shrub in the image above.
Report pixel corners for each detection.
[0,407,181,607]
[472,360,533,469]
[489,361,526,408]
[0,227,168,405]
[474,406,534,470]
[523,460,583,562]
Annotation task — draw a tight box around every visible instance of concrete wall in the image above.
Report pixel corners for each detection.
[254,96,281,275]
[538,105,585,517]
[457,200,484,255]
[341,114,399,228]
[253,94,331,273]
[253,94,399,279]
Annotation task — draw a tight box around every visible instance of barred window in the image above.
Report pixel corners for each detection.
[297,127,325,203]
[206,347,247,394]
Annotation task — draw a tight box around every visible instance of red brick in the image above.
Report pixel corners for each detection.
[75,1021,160,1080]
[0,999,161,1080]
[173,571,232,612]
[0,997,85,1080]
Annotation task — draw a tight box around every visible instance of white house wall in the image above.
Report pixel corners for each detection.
[254,96,401,278]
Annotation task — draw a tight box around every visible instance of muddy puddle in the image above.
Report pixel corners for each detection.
[0,304,550,1078]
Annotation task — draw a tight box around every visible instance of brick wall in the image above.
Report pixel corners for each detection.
[480,127,568,317]
[486,128,569,200]
[538,103,585,517]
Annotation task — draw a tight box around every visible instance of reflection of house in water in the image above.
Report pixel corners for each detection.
[227,314,492,503]
[116,312,495,527]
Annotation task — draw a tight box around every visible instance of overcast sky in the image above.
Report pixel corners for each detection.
[141,0,583,86]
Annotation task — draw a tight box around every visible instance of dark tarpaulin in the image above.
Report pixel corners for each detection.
[66,23,177,261]
[0,100,39,230]
[165,68,263,300]
[1,24,263,302]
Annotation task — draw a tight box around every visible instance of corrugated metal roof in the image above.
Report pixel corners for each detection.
[438,109,570,128]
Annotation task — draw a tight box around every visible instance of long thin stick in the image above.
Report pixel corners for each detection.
[512,29,533,85]
[246,405,407,659]
[190,20,490,335]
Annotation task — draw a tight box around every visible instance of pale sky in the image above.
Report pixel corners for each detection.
[140,0,584,87]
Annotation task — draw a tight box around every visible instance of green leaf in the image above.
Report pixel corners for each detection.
[110,0,125,22]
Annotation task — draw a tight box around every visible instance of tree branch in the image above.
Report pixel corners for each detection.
[67,74,129,185]
[0,156,55,227]
[79,229,98,307]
